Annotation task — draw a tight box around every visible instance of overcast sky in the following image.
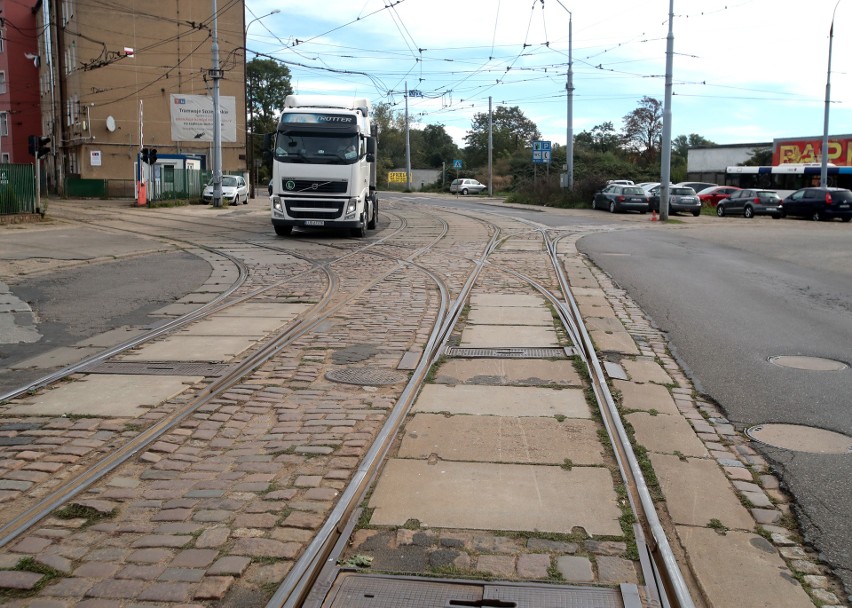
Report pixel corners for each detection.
[244,0,852,149]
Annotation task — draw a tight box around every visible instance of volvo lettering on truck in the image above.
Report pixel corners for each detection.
[268,95,378,238]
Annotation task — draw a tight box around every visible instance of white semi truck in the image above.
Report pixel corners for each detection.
[267,95,378,237]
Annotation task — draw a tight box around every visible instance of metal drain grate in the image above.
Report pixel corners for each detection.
[323,574,636,607]
[325,367,408,386]
[84,361,230,376]
[445,346,576,359]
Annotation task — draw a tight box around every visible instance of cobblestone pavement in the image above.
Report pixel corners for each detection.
[0,199,846,607]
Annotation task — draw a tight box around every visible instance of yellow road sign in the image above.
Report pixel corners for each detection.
[388,172,408,183]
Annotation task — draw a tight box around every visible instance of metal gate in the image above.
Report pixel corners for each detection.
[0,163,36,215]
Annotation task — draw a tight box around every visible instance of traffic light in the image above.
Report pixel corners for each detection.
[140,148,149,164]
[149,148,157,164]
[37,137,51,159]
[28,135,38,156]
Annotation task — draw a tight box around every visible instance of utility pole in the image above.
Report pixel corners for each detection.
[555,1,573,190]
[659,0,675,222]
[488,96,493,196]
[821,0,841,187]
[404,82,411,191]
[210,0,223,207]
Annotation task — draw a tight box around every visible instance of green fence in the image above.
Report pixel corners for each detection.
[0,164,36,215]
[66,178,108,198]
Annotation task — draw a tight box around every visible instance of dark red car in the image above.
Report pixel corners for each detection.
[697,186,740,207]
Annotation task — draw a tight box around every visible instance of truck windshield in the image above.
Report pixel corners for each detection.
[275,133,360,164]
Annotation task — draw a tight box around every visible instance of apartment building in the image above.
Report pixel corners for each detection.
[32,0,246,195]
[0,0,42,163]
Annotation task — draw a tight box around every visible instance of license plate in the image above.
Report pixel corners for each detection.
[304,220,325,226]
[839,204,849,209]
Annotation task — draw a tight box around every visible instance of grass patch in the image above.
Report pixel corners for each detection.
[148,199,189,208]
[560,458,574,471]
[54,503,118,527]
[707,518,728,534]
[554,414,567,422]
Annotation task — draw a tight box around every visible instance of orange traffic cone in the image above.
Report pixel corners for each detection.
[651,210,658,221]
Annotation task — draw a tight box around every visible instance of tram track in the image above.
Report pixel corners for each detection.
[0,200,697,607]
[0,201,480,550]
[259,221,695,608]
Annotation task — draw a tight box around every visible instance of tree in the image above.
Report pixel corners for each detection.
[622,96,663,165]
[672,133,716,166]
[464,106,541,167]
[741,147,773,166]
[246,58,292,182]
[246,58,292,132]
[418,124,459,168]
[575,122,622,155]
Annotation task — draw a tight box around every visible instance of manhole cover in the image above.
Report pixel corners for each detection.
[326,367,407,386]
[768,356,847,371]
[747,424,852,454]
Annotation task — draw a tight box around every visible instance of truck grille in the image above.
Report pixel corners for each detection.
[285,199,345,219]
[281,179,348,194]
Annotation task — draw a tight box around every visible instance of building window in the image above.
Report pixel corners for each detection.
[0,112,8,136]
[0,71,6,95]
[0,29,5,53]
[1,153,9,163]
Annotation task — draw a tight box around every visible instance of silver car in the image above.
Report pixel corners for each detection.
[648,185,701,216]
[202,175,249,205]
[450,178,487,195]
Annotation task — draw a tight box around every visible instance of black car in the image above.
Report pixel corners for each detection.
[780,187,852,222]
[716,189,782,219]
[647,185,701,216]
[592,185,649,214]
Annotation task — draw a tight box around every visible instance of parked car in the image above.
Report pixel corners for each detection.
[780,187,852,222]
[697,186,740,207]
[675,181,717,193]
[716,189,782,218]
[450,178,487,195]
[647,185,701,216]
[637,182,660,195]
[592,185,649,214]
[606,179,635,186]
[202,175,249,205]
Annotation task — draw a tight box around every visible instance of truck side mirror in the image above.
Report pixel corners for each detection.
[366,137,376,155]
[366,153,375,162]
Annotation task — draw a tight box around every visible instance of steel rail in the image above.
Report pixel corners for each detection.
[0,207,445,549]
[0,207,414,402]
[542,232,696,608]
[265,229,502,608]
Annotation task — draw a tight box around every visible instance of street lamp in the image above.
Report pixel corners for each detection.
[245,9,280,198]
[555,0,574,191]
[820,0,841,187]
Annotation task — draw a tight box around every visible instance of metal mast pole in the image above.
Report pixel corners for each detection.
[659,0,675,221]
[821,0,841,187]
[555,1,573,190]
[488,96,493,195]
[405,82,412,191]
[210,0,223,207]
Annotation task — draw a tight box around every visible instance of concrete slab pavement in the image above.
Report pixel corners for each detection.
[413,384,591,418]
[4,374,202,417]
[368,459,622,536]
[399,413,605,465]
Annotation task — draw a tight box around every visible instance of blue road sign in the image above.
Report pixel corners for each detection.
[532,141,552,164]
[453,159,463,169]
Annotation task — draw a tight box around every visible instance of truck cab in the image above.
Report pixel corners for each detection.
[269,95,378,237]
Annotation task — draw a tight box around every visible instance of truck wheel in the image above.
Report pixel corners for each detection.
[351,214,367,238]
[274,225,292,236]
[368,201,377,229]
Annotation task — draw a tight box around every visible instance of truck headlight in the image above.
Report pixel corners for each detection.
[346,198,358,214]
[272,197,283,211]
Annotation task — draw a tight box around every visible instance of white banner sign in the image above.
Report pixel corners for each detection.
[169,94,237,142]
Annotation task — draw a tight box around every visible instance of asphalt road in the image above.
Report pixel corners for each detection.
[0,252,211,395]
[574,218,852,600]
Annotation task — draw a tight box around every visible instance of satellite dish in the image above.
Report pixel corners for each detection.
[106,116,116,132]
